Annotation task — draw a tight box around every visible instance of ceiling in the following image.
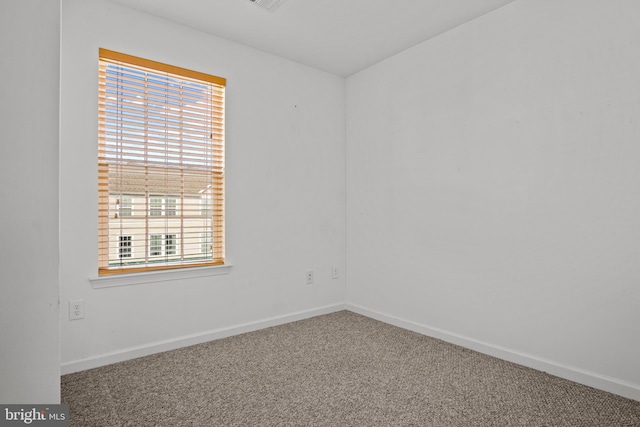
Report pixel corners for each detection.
[106,0,518,77]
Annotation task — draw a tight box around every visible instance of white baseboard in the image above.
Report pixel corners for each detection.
[61,303,345,375]
[346,303,640,402]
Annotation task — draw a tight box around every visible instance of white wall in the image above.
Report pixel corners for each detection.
[346,0,640,400]
[60,0,345,370]
[0,1,61,403]
[54,0,640,402]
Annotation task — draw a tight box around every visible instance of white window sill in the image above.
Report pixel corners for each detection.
[89,264,232,288]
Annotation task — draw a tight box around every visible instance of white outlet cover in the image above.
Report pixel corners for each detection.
[69,300,84,320]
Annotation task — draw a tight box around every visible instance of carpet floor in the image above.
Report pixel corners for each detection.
[61,311,640,426]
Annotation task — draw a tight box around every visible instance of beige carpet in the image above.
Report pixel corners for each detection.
[62,311,640,426]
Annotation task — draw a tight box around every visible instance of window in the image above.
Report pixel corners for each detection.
[150,234,176,258]
[149,197,163,216]
[201,232,212,254]
[118,196,132,217]
[149,196,176,216]
[150,234,162,256]
[119,236,132,258]
[98,48,226,275]
[166,234,177,256]
[165,198,177,216]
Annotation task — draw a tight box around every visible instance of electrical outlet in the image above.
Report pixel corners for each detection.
[69,300,84,320]
[332,266,339,279]
[306,270,314,285]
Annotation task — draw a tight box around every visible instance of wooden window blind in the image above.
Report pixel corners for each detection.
[98,48,226,275]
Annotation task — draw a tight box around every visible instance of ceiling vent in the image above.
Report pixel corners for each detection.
[249,0,288,12]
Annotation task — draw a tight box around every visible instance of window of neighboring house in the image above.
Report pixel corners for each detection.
[119,196,132,217]
[149,234,177,259]
[150,234,163,256]
[119,236,132,258]
[149,196,176,216]
[165,198,177,216]
[150,197,163,216]
[98,48,226,275]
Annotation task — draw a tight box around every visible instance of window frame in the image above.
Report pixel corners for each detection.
[97,48,226,276]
